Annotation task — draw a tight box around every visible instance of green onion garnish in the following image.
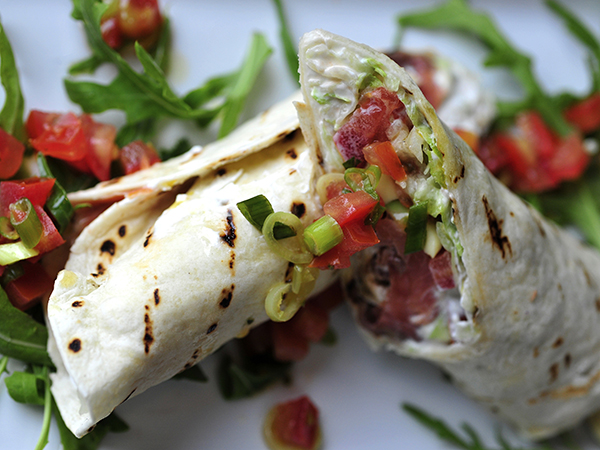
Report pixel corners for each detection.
[0,241,39,266]
[303,215,343,256]
[404,201,429,254]
[237,194,274,231]
[37,154,74,233]
[366,203,386,227]
[0,262,24,285]
[265,282,301,322]
[0,217,18,240]
[344,165,381,199]
[262,212,313,265]
[9,198,43,249]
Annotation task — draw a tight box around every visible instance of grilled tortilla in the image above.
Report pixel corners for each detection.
[297,29,600,439]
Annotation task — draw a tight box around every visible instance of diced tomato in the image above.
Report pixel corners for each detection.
[80,115,119,181]
[4,262,54,311]
[271,323,310,362]
[310,221,379,270]
[564,93,600,134]
[33,205,65,254]
[0,128,25,180]
[333,87,404,161]
[101,16,123,49]
[323,190,378,227]
[119,140,161,175]
[265,396,321,450]
[307,279,343,312]
[0,178,55,217]
[287,302,330,343]
[363,141,406,181]
[29,112,87,161]
[478,110,590,193]
[118,0,162,40]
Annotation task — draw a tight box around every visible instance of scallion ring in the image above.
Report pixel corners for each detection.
[9,198,43,249]
[0,241,40,266]
[303,215,343,256]
[291,265,319,295]
[262,212,313,265]
[344,165,381,199]
[0,217,19,240]
[265,282,302,322]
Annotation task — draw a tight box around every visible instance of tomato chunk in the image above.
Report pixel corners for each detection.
[29,112,87,161]
[264,396,321,450]
[0,128,25,180]
[323,190,378,227]
[0,178,55,217]
[4,262,54,311]
[564,93,600,134]
[119,140,161,175]
[363,141,406,181]
[101,0,163,49]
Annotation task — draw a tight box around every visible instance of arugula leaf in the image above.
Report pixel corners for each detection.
[0,285,53,366]
[217,33,273,138]
[402,403,554,450]
[218,354,291,400]
[272,0,299,84]
[0,355,7,374]
[0,20,25,141]
[545,0,600,93]
[37,154,75,233]
[397,0,572,136]
[4,366,47,405]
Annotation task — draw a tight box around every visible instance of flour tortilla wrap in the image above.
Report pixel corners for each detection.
[297,29,600,439]
[47,96,330,437]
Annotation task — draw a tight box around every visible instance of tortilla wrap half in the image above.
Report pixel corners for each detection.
[47,95,330,437]
[297,29,600,439]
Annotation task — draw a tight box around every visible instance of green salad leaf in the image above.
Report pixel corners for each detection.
[272,0,299,84]
[0,20,25,141]
[0,285,52,366]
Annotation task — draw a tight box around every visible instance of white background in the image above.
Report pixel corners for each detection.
[0,0,600,449]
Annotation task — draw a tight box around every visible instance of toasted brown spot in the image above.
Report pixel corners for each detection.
[565,353,572,368]
[217,168,227,176]
[596,298,600,312]
[220,285,234,308]
[220,210,236,248]
[69,339,82,353]
[118,225,127,237]
[143,231,153,247]
[291,202,306,218]
[482,196,512,259]
[154,288,160,306]
[509,211,515,217]
[286,148,298,159]
[72,300,84,308]
[97,263,105,275]
[100,240,116,256]
[527,398,538,405]
[144,313,154,353]
[549,363,559,383]
[207,323,218,334]
[229,251,235,270]
[246,317,255,325]
[452,165,465,184]
[533,347,539,358]
[552,337,564,348]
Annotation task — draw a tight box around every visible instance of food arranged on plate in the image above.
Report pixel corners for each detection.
[1,0,600,449]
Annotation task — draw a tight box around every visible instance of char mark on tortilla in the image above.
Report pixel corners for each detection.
[482,195,512,259]
[144,311,154,354]
[220,210,236,248]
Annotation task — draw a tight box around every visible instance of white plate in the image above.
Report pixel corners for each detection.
[1,1,600,449]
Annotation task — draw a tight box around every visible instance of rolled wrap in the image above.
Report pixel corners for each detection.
[297,29,600,439]
[47,96,329,437]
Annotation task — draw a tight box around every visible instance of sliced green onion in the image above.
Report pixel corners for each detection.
[0,217,18,240]
[9,198,43,249]
[0,241,39,266]
[37,154,74,233]
[237,195,274,231]
[366,203,386,227]
[265,282,300,322]
[404,201,429,254]
[265,266,319,322]
[262,212,313,265]
[303,215,343,256]
[344,165,381,199]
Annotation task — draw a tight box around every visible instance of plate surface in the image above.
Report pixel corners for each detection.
[1,1,600,449]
